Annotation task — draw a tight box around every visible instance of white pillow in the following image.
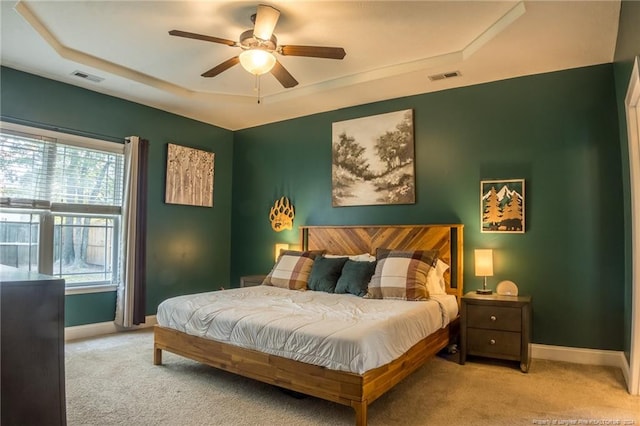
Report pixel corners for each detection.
[426,259,449,295]
[324,253,376,262]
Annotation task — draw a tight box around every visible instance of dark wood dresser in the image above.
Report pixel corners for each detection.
[460,292,532,372]
[1,265,66,426]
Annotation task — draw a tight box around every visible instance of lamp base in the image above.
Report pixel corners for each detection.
[476,288,493,295]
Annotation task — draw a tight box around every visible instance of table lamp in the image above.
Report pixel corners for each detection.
[475,249,494,294]
[274,243,289,262]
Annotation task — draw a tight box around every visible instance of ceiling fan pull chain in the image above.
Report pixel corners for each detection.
[255,74,262,104]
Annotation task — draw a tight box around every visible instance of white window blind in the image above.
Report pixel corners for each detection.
[0,129,124,212]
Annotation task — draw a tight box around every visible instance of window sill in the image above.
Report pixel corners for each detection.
[65,284,117,296]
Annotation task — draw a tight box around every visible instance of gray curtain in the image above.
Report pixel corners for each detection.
[115,136,148,327]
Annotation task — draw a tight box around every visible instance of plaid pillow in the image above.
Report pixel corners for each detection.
[262,250,319,290]
[366,249,439,300]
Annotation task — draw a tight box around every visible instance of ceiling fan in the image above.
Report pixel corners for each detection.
[169,4,346,89]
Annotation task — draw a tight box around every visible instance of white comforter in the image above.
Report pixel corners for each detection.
[156,286,458,375]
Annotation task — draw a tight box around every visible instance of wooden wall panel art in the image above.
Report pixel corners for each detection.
[481,179,525,233]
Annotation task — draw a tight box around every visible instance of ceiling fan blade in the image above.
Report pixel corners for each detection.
[201,56,240,78]
[279,45,346,60]
[169,30,237,47]
[253,5,280,41]
[271,60,298,88]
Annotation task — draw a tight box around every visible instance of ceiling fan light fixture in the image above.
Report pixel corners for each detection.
[239,49,276,75]
[169,4,343,88]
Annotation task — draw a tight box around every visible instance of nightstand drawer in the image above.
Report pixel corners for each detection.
[467,328,521,359]
[466,304,521,332]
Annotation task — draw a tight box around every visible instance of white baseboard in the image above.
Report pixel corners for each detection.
[532,343,628,371]
[64,315,157,342]
[620,356,633,394]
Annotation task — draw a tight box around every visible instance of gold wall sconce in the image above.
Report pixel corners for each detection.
[274,243,289,262]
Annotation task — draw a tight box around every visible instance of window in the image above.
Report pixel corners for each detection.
[0,122,124,292]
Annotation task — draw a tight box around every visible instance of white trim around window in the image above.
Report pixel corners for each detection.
[0,121,124,154]
[1,121,125,295]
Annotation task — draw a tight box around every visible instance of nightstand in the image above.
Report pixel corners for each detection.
[240,275,266,288]
[460,292,532,372]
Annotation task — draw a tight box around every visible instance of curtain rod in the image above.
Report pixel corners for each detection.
[1,115,125,144]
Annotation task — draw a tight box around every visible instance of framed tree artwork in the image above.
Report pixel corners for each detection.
[481,179,525,233]
[332,109,415,206]
[165,143,214,207]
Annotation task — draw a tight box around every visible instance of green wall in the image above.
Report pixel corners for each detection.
[232,64,624,350]
[0,60,628,350]
[0,66,234,326]
[613,0,640,362]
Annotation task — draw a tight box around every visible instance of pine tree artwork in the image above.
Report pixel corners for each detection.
[480,179,525,233]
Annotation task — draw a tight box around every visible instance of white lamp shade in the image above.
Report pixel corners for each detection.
[274,243,289,262]
[474,249,494,277]
[239,49,276,75]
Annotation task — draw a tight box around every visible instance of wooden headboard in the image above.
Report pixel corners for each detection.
[300,224,464,299]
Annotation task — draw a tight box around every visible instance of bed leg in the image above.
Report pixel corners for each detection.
[154,345,162,365]
[351,400,367,426]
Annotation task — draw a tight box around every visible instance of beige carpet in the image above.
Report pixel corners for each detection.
[65,329,639,426]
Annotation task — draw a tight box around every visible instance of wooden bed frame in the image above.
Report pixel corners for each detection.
[154,224,464,426]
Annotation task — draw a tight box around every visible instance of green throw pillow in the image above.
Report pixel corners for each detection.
[307,256,348,293]
[334,260,376,297]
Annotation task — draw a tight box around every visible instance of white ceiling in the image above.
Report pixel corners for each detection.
[0,1,621,131]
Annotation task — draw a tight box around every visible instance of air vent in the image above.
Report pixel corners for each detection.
[71,70,104,83]
[428,70,461,82]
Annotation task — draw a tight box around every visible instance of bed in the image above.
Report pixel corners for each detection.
[154,224,464,426]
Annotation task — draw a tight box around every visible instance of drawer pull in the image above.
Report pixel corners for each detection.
[489,339,496,345]
[490,315,497,321]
